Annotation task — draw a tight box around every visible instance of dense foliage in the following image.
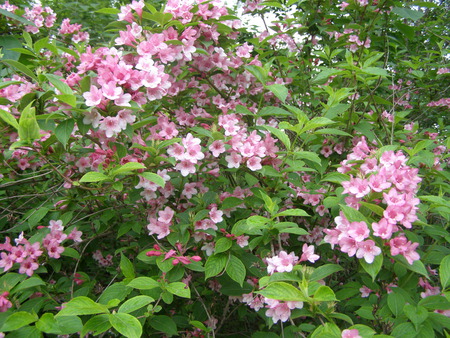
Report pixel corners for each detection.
[0,0,449,337]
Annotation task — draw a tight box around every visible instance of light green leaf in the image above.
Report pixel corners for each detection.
[262,125,291,150]
[273,209,309,218]
[440,255,450,289]
[0,108,19,129]
[166,282,191,298]
[0,311,38,331]
[45,74,74,95]
[11,276,45,293]
[139,172,165,188]
[313,286,337,301]
[120,253,135,279]
[392,6,424,21]
[18,102,40,144]
[127,277,160,290]
[81,315,111,336]
[2,59,38,82]
[110,162,145,177]
[56,296,109,317]
[266,84,288,103]
[109,313,142,338]
[256,282,307,301]
[118,295,155,314]
[79,172,109,183]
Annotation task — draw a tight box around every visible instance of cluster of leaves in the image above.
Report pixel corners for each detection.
[0,0,449,337]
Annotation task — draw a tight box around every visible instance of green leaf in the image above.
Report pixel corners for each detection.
[96,8,121,14]
[214,237,232,254]
[0,8,36,26]
[82,315,111,336]
[61,247,80,259]
[266,84,288,103]
[294,151,322,165]
[277,227,309,235]
[0,312,38,331]
[362,67,389,77]
[28,207,49,227]
[339,204,369,223]
[139,172,166,188]
[313,286,337,301]
[419,295,450,310]
[2,59,38,82]
[205,253,227,279]
[118,295,155,314]
[79,172,109,183]
[0,273,26,292]
[166,282,191,298]
[312,68,344,84]
[321,172,350,184]
[387,292,405,317]
[36,313,82,335]
[392,6,424,21]
[120,253,135,279]
[245,65,268,84]
[109,313,142,338]
[262,125,291,150]
[395,256,428,278]
[360,255,383,281]
[0,108,19,129]
[11,276,45,293]
[56,297,109,316]
[257,282,307,301]
[226,255,246,286]
[55,94,77,107]
[222,197,244,209]
[55,119,75,147]
[302,117,335,132]
[440,255,450,289]
[127,277,160,290]
[110,162,145,177]
[404,304,428,326]
[273,209,309,218]
[310,264,344,282]
[149,315,178,336]
[18,102,41,144]
[45,74,74,95]
[314,128,352,136]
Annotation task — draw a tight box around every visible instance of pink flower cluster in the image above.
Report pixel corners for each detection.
[242,293,303,323]
[325,138,422,264]
[93,250,113,267]
[0,220,81,276]
[266,246,320,274]
[58,18,89,43]
[146,244,201,265]
[147,206,175,239]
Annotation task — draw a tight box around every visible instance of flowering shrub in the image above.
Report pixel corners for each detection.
[0,0,449,337]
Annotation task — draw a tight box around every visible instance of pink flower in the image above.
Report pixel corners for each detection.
[266,251,299,274]
[342,329,361,338]
[83,85,103,106]
[356,240,381,264]
[359,285,372,298]
[247,156,262,171]
[225,152,242,169]
[347,221,370,242]
[209,140,226,157]
[299,244,320,263]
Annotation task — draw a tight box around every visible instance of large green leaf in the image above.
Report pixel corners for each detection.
[109,313,142,338]
[56,297,109,317]
[226,255,246,286]
[256,282,307,301]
